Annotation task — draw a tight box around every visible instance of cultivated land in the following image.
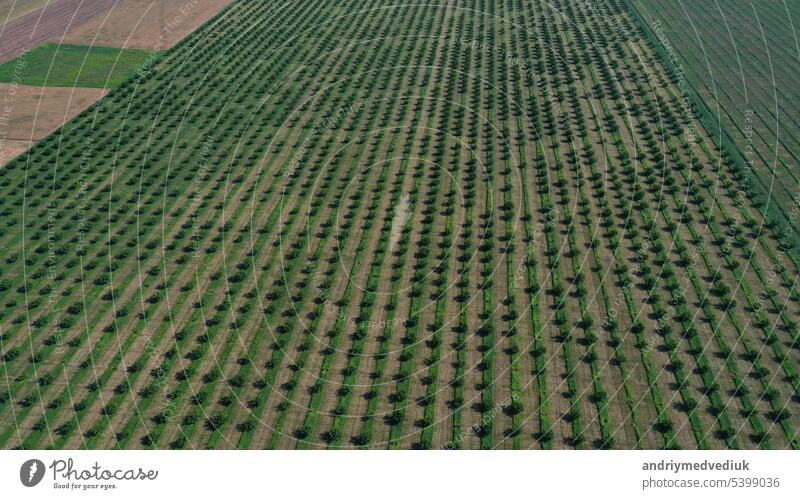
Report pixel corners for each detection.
[0,83,106,140]
[56,0,237,50]
[0,0,118,63]
[0,1,236,166]
[0,139,29,164]
[629,0,800,247]
[0,43,152,88]
[0,0,798,450]
[0,82,106,166]
[0,0,52,24]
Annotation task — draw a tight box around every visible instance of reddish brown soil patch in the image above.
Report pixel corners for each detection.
[0,138,28,165]
[57,0,235,50]
[0,83,106,141]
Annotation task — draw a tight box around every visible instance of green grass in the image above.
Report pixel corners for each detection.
[0,43,153,88]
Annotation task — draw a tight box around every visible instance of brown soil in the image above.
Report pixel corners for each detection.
[0,138,28,165]
[56,0,235,50]
[0,0,52,23]
[0,83,106,140]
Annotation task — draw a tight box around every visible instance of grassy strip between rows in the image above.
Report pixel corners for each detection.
[0,43,154,88]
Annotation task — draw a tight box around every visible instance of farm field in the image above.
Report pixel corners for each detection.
[0,139,28,164]
[0,0,118,63]
[0,0,53,23]
[0,43,152,88]
[56,0,237,50]
[0,83,106,139]
[0,83,106,166]
[628,0,800,249]
[0,0,799,452]
[0,1,235,166]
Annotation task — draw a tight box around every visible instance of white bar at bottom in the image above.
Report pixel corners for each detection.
[1,450,796,498]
